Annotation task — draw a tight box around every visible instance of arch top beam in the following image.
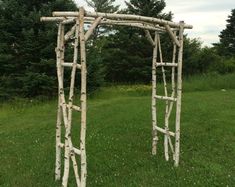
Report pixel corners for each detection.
[52,10,193,29]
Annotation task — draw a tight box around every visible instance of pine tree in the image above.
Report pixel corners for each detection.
[125,0,172,19]
[101,0,173,83]
[218,9,235,57]
[85,0,119,12]
[0,0,77,99]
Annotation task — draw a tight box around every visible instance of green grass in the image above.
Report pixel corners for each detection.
[0,81,235,186]
[183,73,235,92]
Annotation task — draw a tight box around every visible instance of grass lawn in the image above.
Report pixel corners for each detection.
[0,86,235,186]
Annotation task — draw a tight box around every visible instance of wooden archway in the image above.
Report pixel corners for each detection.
[41,7,192,187]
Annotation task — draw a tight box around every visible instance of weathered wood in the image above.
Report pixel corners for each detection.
[52,11,193,29]
[175,21,184,167]
[165,24,180,47]
[145,30,155,46]
[151,32,158,155]
[79,7,87,187]
[84,17,102,41]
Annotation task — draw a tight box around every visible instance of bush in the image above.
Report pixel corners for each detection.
[217,57,235,74]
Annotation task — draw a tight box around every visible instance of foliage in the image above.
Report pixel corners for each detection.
[98,0,173,83]
[216,57,235,74]
[87,45,105,92]
[101,30,152,83]
[0,0,77,99]
[126,0,172,19]
[216,9,235,57]
[85,0,119,12]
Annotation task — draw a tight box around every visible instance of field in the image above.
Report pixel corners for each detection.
[0,75,235,186]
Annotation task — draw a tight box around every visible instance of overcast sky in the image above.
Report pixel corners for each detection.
[75,0,234,46]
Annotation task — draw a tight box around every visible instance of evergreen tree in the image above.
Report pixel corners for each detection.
[85,0,119,12]
[101,0,173,83]
[0,0,77,99]
[217,9,235,57]
[85,0,119,38]
[126,0,172,19]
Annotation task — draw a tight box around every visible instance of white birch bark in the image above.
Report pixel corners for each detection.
[55,22,64,181]
[157,35,170,161]
[175,22,184,167]
[151,32,158,155]
[52,11,193,29]
[79,7,87,187]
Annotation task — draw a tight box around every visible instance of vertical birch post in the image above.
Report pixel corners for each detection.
[167,32,177,160]
[55,23,64,181]
[175,21,184,167]
[152,31,158,155]
[55,23,71,186]
[66,18,81,186]
[79,7,87,187]
[157,35,170,161]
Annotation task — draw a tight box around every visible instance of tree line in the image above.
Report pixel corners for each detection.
[0,0,234,99]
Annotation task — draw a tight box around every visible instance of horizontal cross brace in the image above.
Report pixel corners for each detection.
[61,62,82,69]
[60,103,81,112]
[154,126,175,137]
[58,143,81,155]
[66,104,81,112]
[156,63,178,67]
[154,95,177,102]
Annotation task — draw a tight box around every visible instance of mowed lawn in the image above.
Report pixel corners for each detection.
[0,87,235,187]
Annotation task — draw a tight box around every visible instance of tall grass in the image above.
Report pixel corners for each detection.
[183,73,235,92]
[91,73,235,99]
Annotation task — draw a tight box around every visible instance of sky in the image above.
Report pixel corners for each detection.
[75,0,234,46]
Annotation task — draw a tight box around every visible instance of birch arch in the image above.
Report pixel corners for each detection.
[41,7,193,187]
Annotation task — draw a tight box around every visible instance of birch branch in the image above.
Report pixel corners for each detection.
[64,25,76,42]
[52,11,193,29]
[165,24,180,47]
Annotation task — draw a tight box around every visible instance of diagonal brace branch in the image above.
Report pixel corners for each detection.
[165,24,180,47]
[84,17,102,41]
[144,30,155,46]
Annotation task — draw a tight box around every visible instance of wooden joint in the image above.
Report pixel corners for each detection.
[64,25,76,42]
[154,126,175,137]
[84,16,102,41]
[144,30,155,46]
